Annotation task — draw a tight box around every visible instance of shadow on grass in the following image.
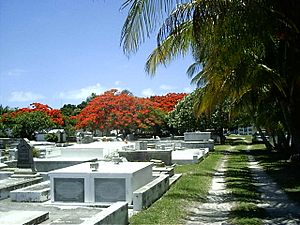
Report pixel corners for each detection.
[226,148,266,225]
[165,191,207,202]
[250,149,300,204]
[230,203,265,225]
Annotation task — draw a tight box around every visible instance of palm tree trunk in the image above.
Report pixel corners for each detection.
[257,127,273,151]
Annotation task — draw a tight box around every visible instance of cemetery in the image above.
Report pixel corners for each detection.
[0,132,212,224]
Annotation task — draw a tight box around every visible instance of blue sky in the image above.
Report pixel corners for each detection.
[0,0,195,109]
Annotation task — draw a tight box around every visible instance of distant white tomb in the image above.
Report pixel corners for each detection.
[49,161,153,204]
[182,132,214,150]
[184,132,211,141]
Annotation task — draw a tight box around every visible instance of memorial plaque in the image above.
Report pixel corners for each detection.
[94,178,126,202]
[54,178,84,202]
[17,138,34,169]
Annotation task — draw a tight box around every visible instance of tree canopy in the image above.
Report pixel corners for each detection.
[75,89,164,135]
[121,0,300,153]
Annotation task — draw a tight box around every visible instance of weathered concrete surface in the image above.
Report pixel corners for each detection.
[0,198,106,224]
[118,149,172,166]
[172,149,206,165]
[81,202,128,225]
[0,210,49,225]
[10,181,50,202]
[133,174,169,211]
[0,177,43,199]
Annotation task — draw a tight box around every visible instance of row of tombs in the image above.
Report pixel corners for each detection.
[0,132,213,225]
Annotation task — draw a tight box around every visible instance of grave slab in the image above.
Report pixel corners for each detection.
[0,210,49,225]
[0,163,7,170]
[0,177,43,199]
[10,181,50,202]
[118,149,172,166]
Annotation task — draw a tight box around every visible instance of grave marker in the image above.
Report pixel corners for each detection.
[12,138,39,178]
[17,138,34,170]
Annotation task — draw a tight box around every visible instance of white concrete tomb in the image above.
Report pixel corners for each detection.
[184,132,211,141]
[49,161,153,204]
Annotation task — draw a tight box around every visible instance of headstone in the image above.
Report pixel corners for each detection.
[12,138,39,178]
[17,138,34,170]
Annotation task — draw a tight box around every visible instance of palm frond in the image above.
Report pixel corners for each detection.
[145,21,193,74]
[121,0,184,55]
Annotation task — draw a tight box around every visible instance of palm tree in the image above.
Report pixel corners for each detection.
[121,0,300,153]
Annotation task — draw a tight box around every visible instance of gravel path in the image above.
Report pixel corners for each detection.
[185,156,233,225]
[248,153,300,225]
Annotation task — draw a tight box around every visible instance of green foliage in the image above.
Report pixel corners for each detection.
[121,0,300,153]
[32,147,40,158]
[11,111,55,140]
[167,91,203,134]
[45,133,58,143]
[60,104,80,117]
[168,90,229,140]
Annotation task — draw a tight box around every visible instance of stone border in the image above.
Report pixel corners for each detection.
[133,174,169,211]
[10,181,50,202]
[0,177,43,200]
[80,201,128,225]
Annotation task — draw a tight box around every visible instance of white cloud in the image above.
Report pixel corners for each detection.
[183,87,193,93]
[114,81,121,86]
[141,88,155,97]
[8,91,44,102]
[58,83,105,101]
[159,84,174,91]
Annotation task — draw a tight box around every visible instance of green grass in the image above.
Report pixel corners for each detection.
[129,148,224,224]
[252,148,300,204]
[226,144,265,225]
[225,134,252,145]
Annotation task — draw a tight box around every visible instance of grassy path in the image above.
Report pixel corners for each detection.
[130,141,300,224]
[129,148,223,224]
[185,155,233,225]
[226,144,265,225]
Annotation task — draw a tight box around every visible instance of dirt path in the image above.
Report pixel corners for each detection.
[185,155,233,225]
[184,146,300,225]
[247,150,300,225]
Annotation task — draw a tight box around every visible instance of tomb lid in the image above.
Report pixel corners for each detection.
[49,161,153,174]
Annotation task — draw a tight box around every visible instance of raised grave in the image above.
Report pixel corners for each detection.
[133,174,169,211]
[184,132,211,141]
[0,177,43,199]
[182,132,214,150]
[118,149,172,166]
[10,181,50,202]
[49,161,153,204]
[172,148,207,164]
